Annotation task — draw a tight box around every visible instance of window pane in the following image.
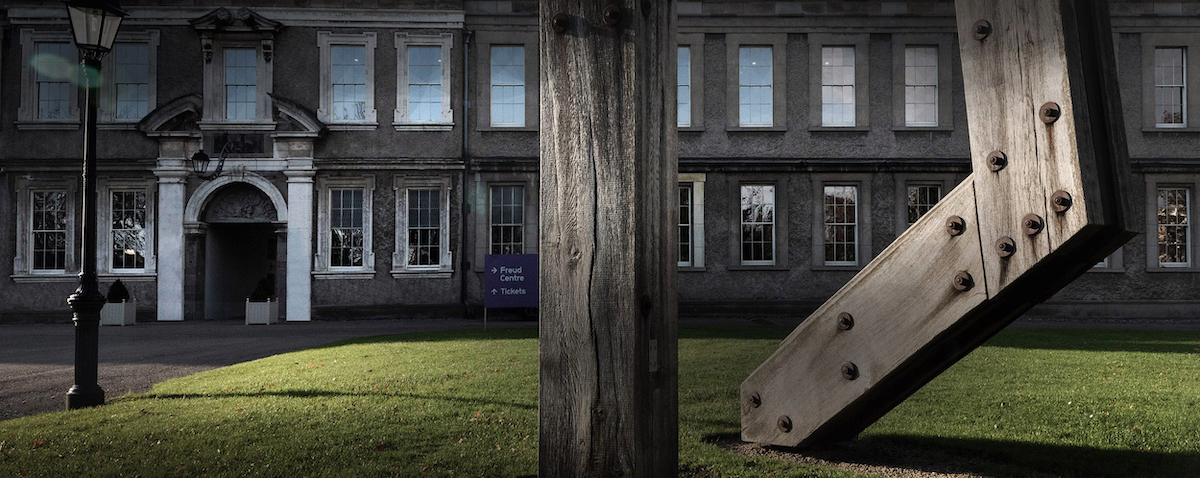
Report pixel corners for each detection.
[678,184,693,265]
[740,185,775,264]
[35,43,74,120]
[491,46,525,127]
[407,189,441,267]
[1158,188,1190,265]
[490,185,525,254]
[678,47,691,127]
[823,185,858,265]
[1155,47,1187,127]
[330,188,365,267]
[225,48,257,120]
[738,47,772,127]
[821,46,855,127]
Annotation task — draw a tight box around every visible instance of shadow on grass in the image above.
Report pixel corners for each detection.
[125,389,536,410]
[986,329,1200,354]
[308,327,540,349]
[707,432,1200,478]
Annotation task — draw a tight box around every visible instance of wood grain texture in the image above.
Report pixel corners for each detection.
[538,1,678,476]
[741,179,987,446]
[740,0,1136,448]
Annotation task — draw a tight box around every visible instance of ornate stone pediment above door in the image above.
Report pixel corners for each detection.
[203,183,279,224]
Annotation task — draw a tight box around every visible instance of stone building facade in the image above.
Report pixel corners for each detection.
[0,0,1197,322]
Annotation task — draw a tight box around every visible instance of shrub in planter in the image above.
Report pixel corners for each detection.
[106,279,131,304]
[246,278,278,325]
[101,280,135,326]
[249,278,274,302]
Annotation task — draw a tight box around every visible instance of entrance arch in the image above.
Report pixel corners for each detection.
[183,175,288,321]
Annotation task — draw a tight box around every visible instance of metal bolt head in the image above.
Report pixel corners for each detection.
[987,150,1007,172]
[837,312,854,331]
[749,392,762,408]
[1022,213,1044,236]
[1051,190,1073,213]
[603,4,622,27]
[996,236,1016,258]
[841,362,860,380]
[1040,102,1061,124]
[777,415,793,433]
[946,215,966,237]
[953,271,974,292]
[972,19,992,40]
[550,13,568,34]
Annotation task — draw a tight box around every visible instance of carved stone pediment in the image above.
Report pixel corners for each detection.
[138,94,202,137]
[190,7,281,33]
[203,184,279,224]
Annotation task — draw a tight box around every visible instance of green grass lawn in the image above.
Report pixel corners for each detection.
[1,326,1199,477]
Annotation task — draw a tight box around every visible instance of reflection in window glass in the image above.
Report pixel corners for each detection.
[111,191,147,270]
[1154,47,1186,127]
[904,46,938,126]
[491,46,525,127]
[490,185,524,254]
[408,46,443,123]
[330,189,365,267]
[824,185,858,265]
[738,47,772,127]
[331,45,367,121]
[31,191,68,271]
[407,189,441,267]
[1158,187,1189,266]
[224,48,257,120]
[821,46,855,127]
[740,185,775,264]
[906,184,941,227]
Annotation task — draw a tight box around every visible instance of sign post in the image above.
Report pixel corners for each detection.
[483,254,539,329]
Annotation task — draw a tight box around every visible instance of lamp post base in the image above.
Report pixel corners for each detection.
[65,384,105,409]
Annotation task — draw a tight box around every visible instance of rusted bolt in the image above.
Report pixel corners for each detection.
[1051,190,1073,213]
[777,415,793,433]
[1040,102,1061,124]
[550,13,568,34]
[837,312,854,331]
[749,392,761,408]
[603,4,622,27]
[996,236,1016,258]
[987,151,1007,172]
[1023,214,1044,236]
[972,20,992,41]
[953,271,974,292]
[841,362,860,380]
[946,215,966,237]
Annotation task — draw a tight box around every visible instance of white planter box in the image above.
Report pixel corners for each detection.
[100,300,136,326]
[245,299,279,325]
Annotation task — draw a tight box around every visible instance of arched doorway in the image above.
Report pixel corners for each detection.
[194,182,285,321]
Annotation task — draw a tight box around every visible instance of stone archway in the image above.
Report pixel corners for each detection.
[182,175,288,321]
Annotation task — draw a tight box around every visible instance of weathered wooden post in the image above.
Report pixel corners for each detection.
[741,0,1135,447]
[538,1,678,477]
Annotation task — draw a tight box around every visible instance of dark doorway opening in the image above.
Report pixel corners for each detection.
[204,223,276,320]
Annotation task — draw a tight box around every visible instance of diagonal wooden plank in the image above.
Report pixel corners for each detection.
[740,0,1135,448]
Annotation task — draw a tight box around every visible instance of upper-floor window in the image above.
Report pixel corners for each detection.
[491,46,526,127]
[821,46,855,127]
[904,46,938,127]
[318,32,377,129]
[906,184,942,227]
[1158,187,1190,266]
[36,42,74,121]
[738,47,773,127]
[331,45,368,121]
[224,48,256,121]
[1155,47,1186,127]
[740,184,775,265]
[112,43,150,120]
[395,33,453,130]
[678,47,691,128]
[490,185,525,254]
[824,185,858,266]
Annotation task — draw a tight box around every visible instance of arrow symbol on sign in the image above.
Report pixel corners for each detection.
[491,267,497,274]
[491,289,498,295]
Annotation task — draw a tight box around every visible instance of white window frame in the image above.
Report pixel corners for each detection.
[738,46,774,128]
[17,29,80,129]
[1157,187,1190,267]
[317,32,377,130]
[476,32,538,131]
[678,46,692,128]
[395,32,453,131]
[98,31,160,128]
[489,184,527,255]
[892,35,954,131]
[97,177,157,276]
[13,177,77,281]
[1142,34,1200,132]
[315,176,376,279]
[739,184,776,266]
[489,45,526,128]
[820,46,856,127]
[678,173,707,269]
[823,184,859,267]
[1143,175,1200,272]
[677,33,705,131]
[905,183,943,228]
[199,38,275,129]
[903,45,939,127]
[1154,47,1187,128]
[393,175,453,277]
[812,175,873,271]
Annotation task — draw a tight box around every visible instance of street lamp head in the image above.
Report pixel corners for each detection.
[189,150,211,176]
[64,0,127,61]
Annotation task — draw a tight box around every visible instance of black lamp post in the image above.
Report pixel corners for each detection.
[63,0,125,410]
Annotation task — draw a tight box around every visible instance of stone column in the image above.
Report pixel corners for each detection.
[152,139,196,321]
[284,164,315,322]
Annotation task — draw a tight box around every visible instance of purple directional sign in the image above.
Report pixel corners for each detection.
[484,254,539,308]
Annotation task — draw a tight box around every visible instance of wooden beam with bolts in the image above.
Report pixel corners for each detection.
[741,0,1136,448]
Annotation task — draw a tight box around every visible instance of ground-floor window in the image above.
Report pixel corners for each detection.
[31,190,69,272]
[110,190,147,270]
[679,184,693,266]
[315,175,375,277]
[393,175,453,276]
[740,184,775,265]
[823,185,858,266]
[490,185,524,254]
[1158,187,1190,267]
[13,177,77,279]
[330,188,365,268]
[905,183,941,227]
